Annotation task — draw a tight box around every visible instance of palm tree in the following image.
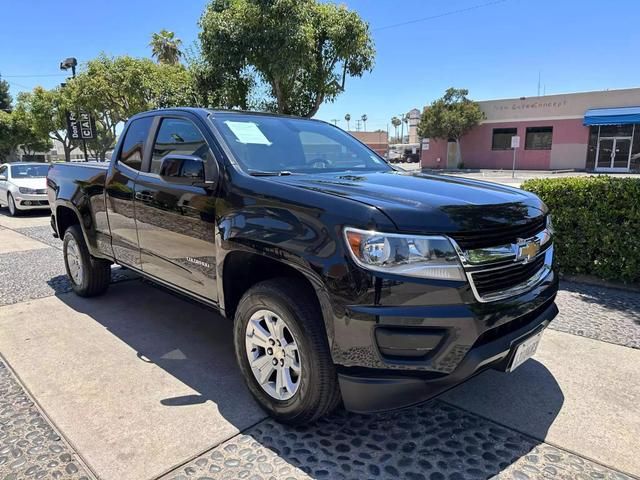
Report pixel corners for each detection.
[149,29,183,65]
[344,113,351,131]
[361,114,368,131]
[399,113,408,143]
[391,116,401,142]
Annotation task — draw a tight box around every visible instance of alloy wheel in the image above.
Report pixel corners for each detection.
[245,309,301,401]
[8,195,16,216]
[66,236,84,286]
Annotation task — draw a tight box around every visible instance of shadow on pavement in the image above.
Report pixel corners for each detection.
[52,279,261,418]
[53,279,564,479]
[0,208,51,218]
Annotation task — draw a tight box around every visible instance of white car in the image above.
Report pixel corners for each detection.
[0,162,50,216]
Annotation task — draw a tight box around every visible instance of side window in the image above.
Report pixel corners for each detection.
[0,166,7,179]
[118,117,153,171]
[150,118,210,175]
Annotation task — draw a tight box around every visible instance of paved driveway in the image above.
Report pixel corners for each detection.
[0,209,638,480]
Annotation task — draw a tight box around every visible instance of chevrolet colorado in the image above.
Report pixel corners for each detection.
[47,108,558,424]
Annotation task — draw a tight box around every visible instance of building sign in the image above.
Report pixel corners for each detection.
[492,99,568,113]
[511,136,520,149]
[66,111,96,140]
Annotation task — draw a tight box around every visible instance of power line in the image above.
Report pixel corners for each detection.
[1,73,67,78]
[373,0,510,31]
[3,79,32,90]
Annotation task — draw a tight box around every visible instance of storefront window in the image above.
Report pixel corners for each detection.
[525,126,553,150]
[600,124,633,137]
[491,128,517,150]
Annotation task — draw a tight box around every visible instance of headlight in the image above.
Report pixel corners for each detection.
[546,214,554,234]
[343,227,465,280]
[19,187,37,194]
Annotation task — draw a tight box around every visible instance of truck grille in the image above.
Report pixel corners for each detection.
[449,216,546,250]
[468,250,549,300]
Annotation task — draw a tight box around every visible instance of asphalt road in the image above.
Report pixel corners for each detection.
[0,209,638,480]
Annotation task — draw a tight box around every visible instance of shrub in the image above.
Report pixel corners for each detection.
[522,176,640,284]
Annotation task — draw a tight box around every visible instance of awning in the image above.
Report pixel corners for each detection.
[583,106,640,126]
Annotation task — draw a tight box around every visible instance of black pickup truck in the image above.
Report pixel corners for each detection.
[47,108,558,424]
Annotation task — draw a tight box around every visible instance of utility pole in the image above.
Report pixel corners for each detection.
[355,119,362,132]
[330,119,339,126]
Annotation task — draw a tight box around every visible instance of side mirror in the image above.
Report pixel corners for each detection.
[160,155,205,183]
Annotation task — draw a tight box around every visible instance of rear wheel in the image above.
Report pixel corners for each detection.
[234,278,340,424]
[7,193,19,216]
[63,225,111,297]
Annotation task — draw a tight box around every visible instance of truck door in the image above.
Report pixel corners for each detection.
[133,115,219,304]
[105,116,154,269]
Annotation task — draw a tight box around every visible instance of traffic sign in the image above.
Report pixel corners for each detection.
[510,135,520,149]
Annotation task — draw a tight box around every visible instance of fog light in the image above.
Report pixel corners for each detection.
[375,327,446,359]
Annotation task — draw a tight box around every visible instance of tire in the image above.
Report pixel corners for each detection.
[63,225,111,297]
[234,278,340,424]
[7,193,20,217]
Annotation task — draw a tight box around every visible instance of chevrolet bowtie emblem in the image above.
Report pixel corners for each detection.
[516,239,540,263]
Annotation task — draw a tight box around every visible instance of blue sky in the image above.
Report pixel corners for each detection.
[2,0,640,131]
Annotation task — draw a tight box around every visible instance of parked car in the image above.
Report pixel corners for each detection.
[0,162,50,216]
[47,108,558,424]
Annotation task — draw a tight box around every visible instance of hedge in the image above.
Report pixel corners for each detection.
[522,176,640,284]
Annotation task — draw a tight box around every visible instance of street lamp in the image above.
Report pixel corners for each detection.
[59,57,78,78]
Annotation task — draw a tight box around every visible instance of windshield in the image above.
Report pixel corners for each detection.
[211,113,392,174]
[10,164,49,178]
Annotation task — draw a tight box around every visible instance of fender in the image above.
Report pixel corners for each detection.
[216,235,338,347]
[53,199,112,261]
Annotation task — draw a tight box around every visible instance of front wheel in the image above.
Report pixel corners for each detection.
[63,225,111,297]
[7,193,19,216]
[234,278,340,424]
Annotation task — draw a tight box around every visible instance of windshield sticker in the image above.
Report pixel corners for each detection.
[224,121,272,145]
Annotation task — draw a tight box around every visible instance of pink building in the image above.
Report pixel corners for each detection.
[421,87,640,172]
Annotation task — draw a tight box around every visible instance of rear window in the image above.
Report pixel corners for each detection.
[119,117,153,171]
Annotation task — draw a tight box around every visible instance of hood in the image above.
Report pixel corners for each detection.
[270,170,546,233]
[10,177,47,190]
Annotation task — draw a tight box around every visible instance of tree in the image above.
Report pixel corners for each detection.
[344,113,351,131]
[150,29,183,65]
[9,106,51,158]
[185,43,254,110]
[199,0,375,117]
[0,75,12,112]
[361,114,367,131]
[391,116,401,141]
[0,111,16,160]
[69,54,198,159]
[15,88,76,162]
[418,88,485,166]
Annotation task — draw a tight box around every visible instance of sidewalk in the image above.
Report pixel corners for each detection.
[0,211,638,480]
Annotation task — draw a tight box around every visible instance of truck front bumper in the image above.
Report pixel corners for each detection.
[338,299,557,413]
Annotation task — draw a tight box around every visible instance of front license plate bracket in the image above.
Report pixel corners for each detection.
[508,331,543,372]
